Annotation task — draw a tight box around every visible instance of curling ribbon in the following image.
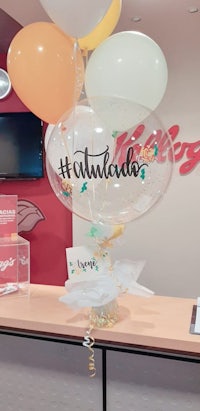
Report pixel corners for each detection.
[83,326,96,378]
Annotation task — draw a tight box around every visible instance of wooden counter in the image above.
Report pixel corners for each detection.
[0,284,199,356]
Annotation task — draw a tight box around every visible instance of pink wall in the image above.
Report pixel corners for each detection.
[0,53,72,285]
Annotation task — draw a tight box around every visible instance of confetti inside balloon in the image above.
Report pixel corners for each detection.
[46,96,174,225]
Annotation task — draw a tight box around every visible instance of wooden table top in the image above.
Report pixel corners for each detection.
[0,284,199,356]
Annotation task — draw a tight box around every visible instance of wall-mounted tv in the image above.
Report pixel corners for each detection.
[0,111,43,180]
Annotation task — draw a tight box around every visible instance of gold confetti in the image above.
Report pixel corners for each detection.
[90,300,118,329]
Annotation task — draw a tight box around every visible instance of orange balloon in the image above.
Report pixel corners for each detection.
[7,22,84,124]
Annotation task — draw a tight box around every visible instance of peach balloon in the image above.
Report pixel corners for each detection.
[7,22,84,124]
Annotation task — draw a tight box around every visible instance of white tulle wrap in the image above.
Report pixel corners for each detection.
[59,259,154,310]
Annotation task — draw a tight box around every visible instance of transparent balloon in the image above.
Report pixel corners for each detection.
[46,97,174,225]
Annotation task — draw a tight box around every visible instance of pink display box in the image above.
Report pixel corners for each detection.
[0,235,30,297]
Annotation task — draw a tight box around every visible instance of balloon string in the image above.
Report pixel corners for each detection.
[81,48,88,99]
[82,325,96,378]
[83,225,125,377]
[59,38,81,186]
[72,38,79,139]
[73,38,83,105]
[80,46,96,221]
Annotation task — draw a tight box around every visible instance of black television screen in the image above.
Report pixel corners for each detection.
[0,112,43,179]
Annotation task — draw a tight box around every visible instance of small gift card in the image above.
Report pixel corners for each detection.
[0,195,18,238]
[66,245,110,283]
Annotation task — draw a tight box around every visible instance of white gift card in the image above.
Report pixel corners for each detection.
[66,245,110,282]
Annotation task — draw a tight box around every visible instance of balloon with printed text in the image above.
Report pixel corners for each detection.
[46,96,174,225]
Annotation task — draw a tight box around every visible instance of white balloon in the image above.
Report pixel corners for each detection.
[85,31,168,115]
[40,0,113,38]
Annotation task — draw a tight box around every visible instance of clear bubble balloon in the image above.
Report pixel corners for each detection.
[46,97,174,225]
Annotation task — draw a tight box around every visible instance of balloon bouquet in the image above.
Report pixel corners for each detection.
[6,0,174,375]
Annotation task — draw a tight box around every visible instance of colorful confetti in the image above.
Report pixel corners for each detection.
[80,182,88,193]
[61,180,72,196]
[154,144,159,156]
[87,226,99,238]
[140,169,146,180]
[112,130,118,138]
[63,191,70,197]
